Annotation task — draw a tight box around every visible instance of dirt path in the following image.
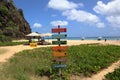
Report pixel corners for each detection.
[0,45,53,62]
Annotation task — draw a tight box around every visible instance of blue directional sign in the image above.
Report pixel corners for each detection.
[52,34,67,39]
[54,64,67,68]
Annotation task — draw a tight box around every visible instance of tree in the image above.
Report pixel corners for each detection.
[9,0,14,4]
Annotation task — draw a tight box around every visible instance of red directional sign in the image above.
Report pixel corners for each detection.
[52,46,68,51]
[52,26,66,33]
[52,28,66,33]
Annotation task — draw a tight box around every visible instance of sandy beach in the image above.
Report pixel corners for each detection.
[57,40,120,46]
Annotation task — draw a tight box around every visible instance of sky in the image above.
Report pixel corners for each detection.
[14,0,120,37]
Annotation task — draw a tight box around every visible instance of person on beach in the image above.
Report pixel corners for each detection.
[105,38,107,42]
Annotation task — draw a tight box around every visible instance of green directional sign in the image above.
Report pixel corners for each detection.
[52,41,67,45]
[52,34,67,39]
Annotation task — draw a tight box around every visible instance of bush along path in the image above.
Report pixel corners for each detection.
[105,67,120,80]
[72,59,120,80]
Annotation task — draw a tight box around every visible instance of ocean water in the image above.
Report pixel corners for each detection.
[67,37,120,40]
[45,36,120,40]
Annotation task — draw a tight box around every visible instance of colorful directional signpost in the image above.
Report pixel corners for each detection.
[52,25,67,79]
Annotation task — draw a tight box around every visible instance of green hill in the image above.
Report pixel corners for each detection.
[0,0,31,41]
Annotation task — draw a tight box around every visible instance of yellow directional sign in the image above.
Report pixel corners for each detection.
[30,42,37,47]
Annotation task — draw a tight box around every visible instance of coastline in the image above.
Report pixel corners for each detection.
[12,39,120,46]
[48,39,120,46]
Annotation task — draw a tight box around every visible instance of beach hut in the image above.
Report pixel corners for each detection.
[26,32,41,43]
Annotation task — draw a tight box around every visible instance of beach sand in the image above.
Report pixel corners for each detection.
[50,40,120,46]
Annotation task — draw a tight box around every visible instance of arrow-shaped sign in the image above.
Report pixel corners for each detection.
[52,58,67,62]
[52,34,67,39]
[52,46,68,51]
[54,64,67,68]
[52,51,67,57]
[52,41,67,45]
[52,28,66,33]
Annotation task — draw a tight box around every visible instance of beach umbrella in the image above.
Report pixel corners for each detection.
[40,33,52,37]
[44,33,52,36]
[81,37,85,40]
[98,36,102,41]
[40,33,52,42]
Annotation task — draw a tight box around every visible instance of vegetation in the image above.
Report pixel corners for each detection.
[67,44,120,76]
[18,9,24,17]
[0,5,9,14]
[105,67,120,80]
[0,35,12,42]
[0,0,31,39]
[0,41,28,46]
[0,44,120,80]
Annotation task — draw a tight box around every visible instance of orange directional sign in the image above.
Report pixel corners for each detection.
[52,28,66,33]
[52,51,67,57]
[52,46,68,51]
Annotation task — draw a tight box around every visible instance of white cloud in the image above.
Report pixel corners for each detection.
[94,0,120,16]
[96,22,105,28]
[94,0,120,28]
[106,16,120,28]
[62,9,105,28]
[47,0,105,28]
[33,23,42,28]
[50,20,68,26]
[48,0,83,11]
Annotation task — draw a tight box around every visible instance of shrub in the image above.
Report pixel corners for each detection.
[105,68,120,80]
[0,35,12,42]
[0,6,9,14]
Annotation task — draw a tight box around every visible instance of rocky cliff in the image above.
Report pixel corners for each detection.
[0,0,31,39]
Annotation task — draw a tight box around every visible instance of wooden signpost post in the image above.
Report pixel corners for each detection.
[52,25,67,79]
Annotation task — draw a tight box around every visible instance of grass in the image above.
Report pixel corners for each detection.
[0,44,120,80]
[105,67,120,80]
[0,41,28,46]
[67,44,120,76]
